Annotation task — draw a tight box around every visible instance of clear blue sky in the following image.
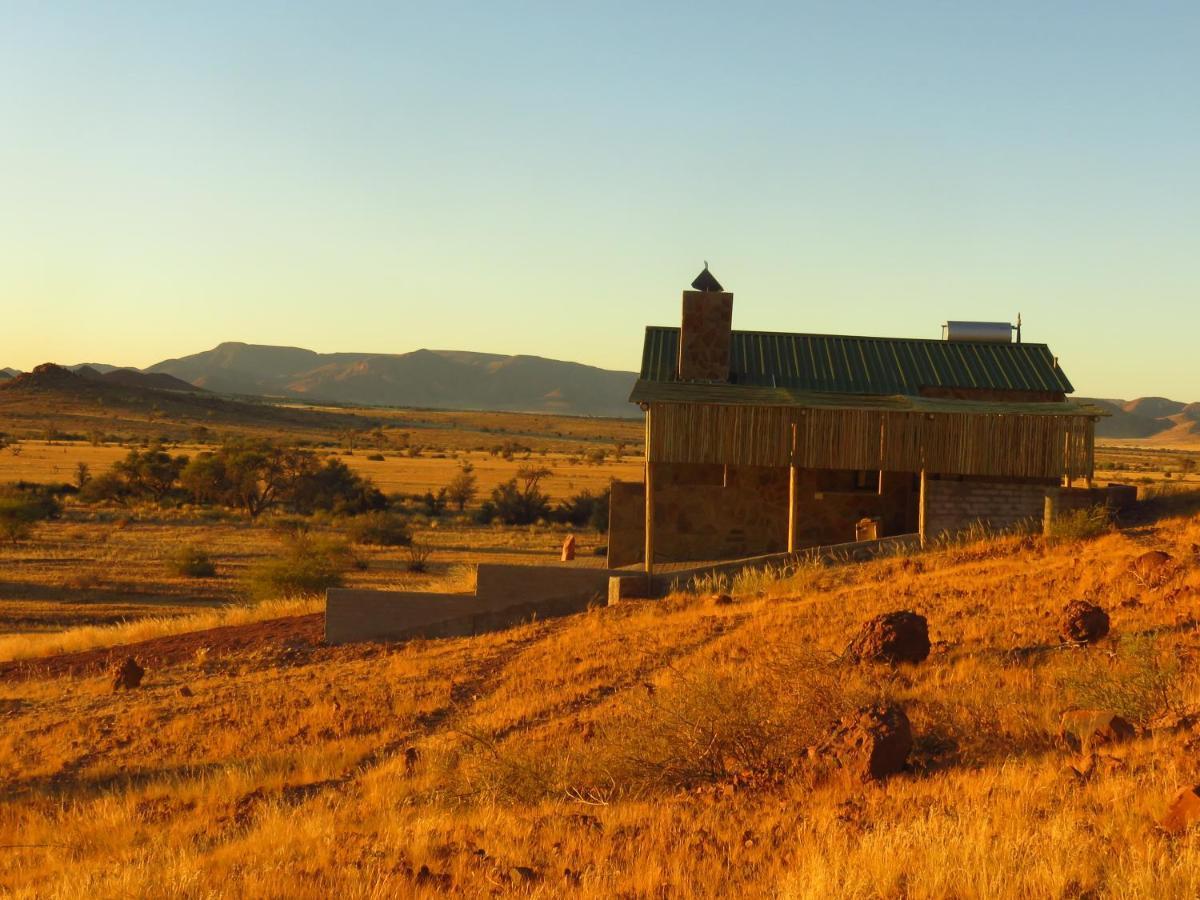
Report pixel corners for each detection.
[2,2,1197,399]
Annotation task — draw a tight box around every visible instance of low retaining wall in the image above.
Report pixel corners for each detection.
[608,533,922,602]
[325,562,620,645]
[920,479,1139,542]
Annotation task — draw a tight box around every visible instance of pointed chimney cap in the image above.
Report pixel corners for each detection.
[690,262,724,293]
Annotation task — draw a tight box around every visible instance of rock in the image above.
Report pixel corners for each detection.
[561,535,576,562]
[831,702,912,783]
[111,656,145,691]
[509,865,540,883]
[1131,550,1174,584]
[1059,710,1136,753]
[847,611,930,664]
[712,593,734,606]
[1160,786,1200,835]
[1060,600,1110,644]
[414,865,452,890]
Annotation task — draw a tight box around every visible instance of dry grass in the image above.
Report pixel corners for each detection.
[0,508,605,646]
[0,597,322,663]
[0,439,641,502]
[3,507,1200,895]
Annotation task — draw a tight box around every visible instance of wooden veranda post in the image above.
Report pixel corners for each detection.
[644,407,654,575]
[787,422,798,553]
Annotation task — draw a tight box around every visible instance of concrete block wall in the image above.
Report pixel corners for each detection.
[326,563,618,645]
[920,478,1049,540]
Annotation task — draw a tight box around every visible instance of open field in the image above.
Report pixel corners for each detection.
[0,440,642,502]
[0,510,609,644]
[1096,444,1200,488]
[4,499,1200,895]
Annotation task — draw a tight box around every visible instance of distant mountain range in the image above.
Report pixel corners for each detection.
[2,343,640,418]
[1078,397,1200,444]
[3,345,1199,439]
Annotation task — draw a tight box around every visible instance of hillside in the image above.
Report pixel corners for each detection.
[147,342,638,417]
[1084,396,1200,446]
[3,509,1200,895]
[0,363,380,440]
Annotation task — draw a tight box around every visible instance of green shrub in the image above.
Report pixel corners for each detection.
[0,484,61,544]
[1060,634,1182,726]
[1046,506,1113,542]
[244,535,353,601]
[346,511,412,546]
[168,545,217,578]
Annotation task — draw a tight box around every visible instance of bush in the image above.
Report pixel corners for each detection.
[454,646,867,803]
[489,467,552,525]
[0,484,62,544]
[406,542,433,573]
[245,535,353,601]
[1046,506,1113,542]
[1060,634,1182,726]
[168,545,217,578]
[556,488,609,532]
[346,511,412,547]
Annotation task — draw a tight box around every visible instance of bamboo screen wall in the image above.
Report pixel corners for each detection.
[647,402,1095,480]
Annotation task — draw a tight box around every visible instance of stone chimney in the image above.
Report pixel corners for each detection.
[677,264,733,381]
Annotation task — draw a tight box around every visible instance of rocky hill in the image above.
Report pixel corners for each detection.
[146,342,638,417]
[0,363,380,440]
[1084,396,1200,446]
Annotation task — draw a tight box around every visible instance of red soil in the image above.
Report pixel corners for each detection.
[0,613,326,682]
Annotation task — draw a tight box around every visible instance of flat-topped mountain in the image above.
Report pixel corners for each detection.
[147,342,638,417]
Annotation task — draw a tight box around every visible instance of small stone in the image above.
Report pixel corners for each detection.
[1131,550,1173,584]
[847,611,930,664]
[1160,786,1200,835]
[561,535,576,562]
[510,865,540,883]
[1060,600,1109,644]
[111,657,145,691]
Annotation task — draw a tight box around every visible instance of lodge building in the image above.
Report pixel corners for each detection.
[607,268,1103,571]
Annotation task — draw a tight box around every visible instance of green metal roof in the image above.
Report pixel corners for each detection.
[639,326,1075,396]
[628,379,1106,417]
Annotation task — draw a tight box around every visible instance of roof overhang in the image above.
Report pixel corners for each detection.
[629,379,1108,418]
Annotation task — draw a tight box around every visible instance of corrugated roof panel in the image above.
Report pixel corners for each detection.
[638,326,1075,396]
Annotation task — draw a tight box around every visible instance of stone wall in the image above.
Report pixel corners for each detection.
[678,290,733,381]
[652,463,789,562]
[326,563,618,645]
[920,477,1054,540]
[607,480,646,568]
[791,470,919,546]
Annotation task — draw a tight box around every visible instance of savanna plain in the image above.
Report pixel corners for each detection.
[4,402,1200,898]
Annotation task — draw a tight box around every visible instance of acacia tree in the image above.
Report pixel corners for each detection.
[113,446,188,501]
[445,462,478,511]
[219,444,319,518]
[489,465,552,524]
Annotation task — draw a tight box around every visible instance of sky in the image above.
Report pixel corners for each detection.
[1,1,1197,399]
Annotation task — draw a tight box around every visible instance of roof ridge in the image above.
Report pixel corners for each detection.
[644,324,1052,349]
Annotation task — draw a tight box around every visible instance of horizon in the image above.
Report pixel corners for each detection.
[3,2,1198,398]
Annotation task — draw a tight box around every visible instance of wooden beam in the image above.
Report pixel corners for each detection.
[788,463,798,553]
[644,408,654,575]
